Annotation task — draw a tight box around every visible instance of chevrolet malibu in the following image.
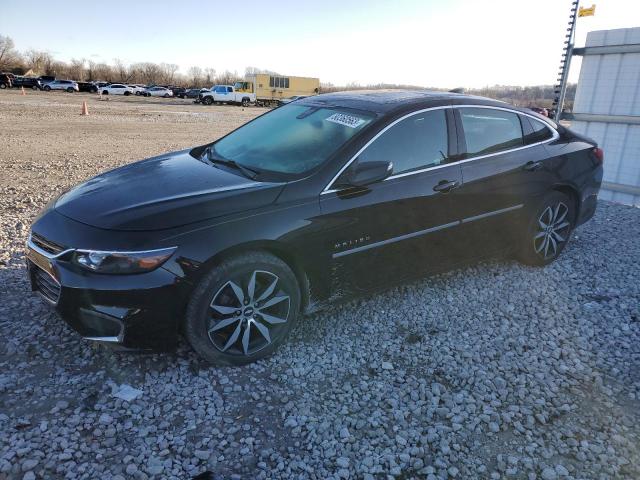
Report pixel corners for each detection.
[27,91,603,365]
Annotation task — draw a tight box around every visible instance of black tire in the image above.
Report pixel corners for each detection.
[43,85,51,91]
[163,93,170,98]
[241,97,250,107]
[202,96,213,105]
[135,91,141,96]
[517,191,575,266]
[124,91,131,96]
[31,85,38,90]
[66,87,74,93]
[102,90,109,95]
[185,251,301,366]
[0,83,6,89]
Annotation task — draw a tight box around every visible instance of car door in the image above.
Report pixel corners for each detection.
[450,106,556,260]
[318,107,463,294]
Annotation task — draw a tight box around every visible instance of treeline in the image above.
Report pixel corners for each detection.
[0,34,260,87]
[1,33,573,106]
[321,82,576,108]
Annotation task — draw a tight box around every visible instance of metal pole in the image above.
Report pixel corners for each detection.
[555,0,580,122]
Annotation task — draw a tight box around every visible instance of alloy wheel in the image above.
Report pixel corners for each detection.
[533,202,571,259]
[208,270,290,356]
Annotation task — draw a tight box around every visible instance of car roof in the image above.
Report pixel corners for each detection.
[298,89,511,115]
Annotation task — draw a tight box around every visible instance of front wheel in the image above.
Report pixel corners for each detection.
[43,85,51,91]
[202,96,213,105]
[102,90,109,95]
[163,93,170,98]
[31,85,38,90]
[518,191,575,266]
[66,87,74,93]
[124,91,131,96]
[184,251,301,366]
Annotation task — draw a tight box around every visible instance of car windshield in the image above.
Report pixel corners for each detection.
[212,104,375,175]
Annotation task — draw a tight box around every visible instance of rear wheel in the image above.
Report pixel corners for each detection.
[31,85,38,90]
[66,87,74,93]
[124,91,131,96]
[241,97,250,107]
[202,96,213,105]
[518,191,575,266]
[163,93,170,98]
[185,251,301,366]
[43,85,51,91]
[102,90,109,95]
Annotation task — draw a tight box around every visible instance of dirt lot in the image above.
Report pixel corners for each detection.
[0,90,639,480]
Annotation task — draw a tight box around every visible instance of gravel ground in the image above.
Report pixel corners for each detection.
[1,90,639,480]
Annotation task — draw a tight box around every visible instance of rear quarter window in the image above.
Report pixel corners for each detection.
[523,116,554,145]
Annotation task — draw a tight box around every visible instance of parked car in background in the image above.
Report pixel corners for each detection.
[77,82,98,93]
[172,87,187,98]
[277,95,307,106]
[0,73,14,88]
[101,84,134,96]
[12,77,44,90]
[26,91,603,365]
[144,86,173,98]
[197,85,255,106]
[183,88,206,99]
[43,80,79,92]
[128,85,147,95]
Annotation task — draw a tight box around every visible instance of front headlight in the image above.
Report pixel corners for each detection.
[73,247,176,274]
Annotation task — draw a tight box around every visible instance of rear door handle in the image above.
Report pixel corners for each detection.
[433,180,460,193]
[524,161,543,171]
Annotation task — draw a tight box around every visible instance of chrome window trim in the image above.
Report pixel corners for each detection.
[321,104,559,195]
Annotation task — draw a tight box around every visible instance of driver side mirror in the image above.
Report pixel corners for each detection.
[342,161,393,187]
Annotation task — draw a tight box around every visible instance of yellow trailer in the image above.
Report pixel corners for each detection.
[234,74,320,106]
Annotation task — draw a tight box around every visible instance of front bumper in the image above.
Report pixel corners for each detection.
[26,235,190,350]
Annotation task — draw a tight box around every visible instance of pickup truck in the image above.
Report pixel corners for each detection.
[197,85,255,106]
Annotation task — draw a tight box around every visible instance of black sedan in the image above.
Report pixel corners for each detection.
[12,76,43,90]
[27,91,603,365]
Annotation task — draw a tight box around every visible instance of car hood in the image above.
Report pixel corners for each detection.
[55,149,284,231]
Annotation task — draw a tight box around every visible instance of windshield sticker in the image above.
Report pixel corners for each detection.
[326,113,366,129]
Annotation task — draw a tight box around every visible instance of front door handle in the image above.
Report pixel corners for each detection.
[524,161,543,171]
[433,180,460,193]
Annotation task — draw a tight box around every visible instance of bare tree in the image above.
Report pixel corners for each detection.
[160,63,179,85]
[187,66,203,86]
[68,58,86,81]
[24,49,53,75]
[215,70,242,86]
[204,67,216,86]
[113,58,134,83]
[0,35,20,71]
[139,62,162,84]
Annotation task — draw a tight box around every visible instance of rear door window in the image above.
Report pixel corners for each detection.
[357,109,449,175]
[459,108,523,156]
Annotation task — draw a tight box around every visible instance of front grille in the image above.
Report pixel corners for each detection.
[32,266,61,304]
[31,232,66,256]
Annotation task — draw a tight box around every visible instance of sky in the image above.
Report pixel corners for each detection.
[1,0,638,88]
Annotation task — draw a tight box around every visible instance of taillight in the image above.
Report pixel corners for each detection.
[593,147,604,165]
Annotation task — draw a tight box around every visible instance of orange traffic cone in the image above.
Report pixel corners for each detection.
[21,86,25,96]
[81,101,89,116]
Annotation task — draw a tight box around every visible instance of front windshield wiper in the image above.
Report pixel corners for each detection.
[204,147,259,180]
